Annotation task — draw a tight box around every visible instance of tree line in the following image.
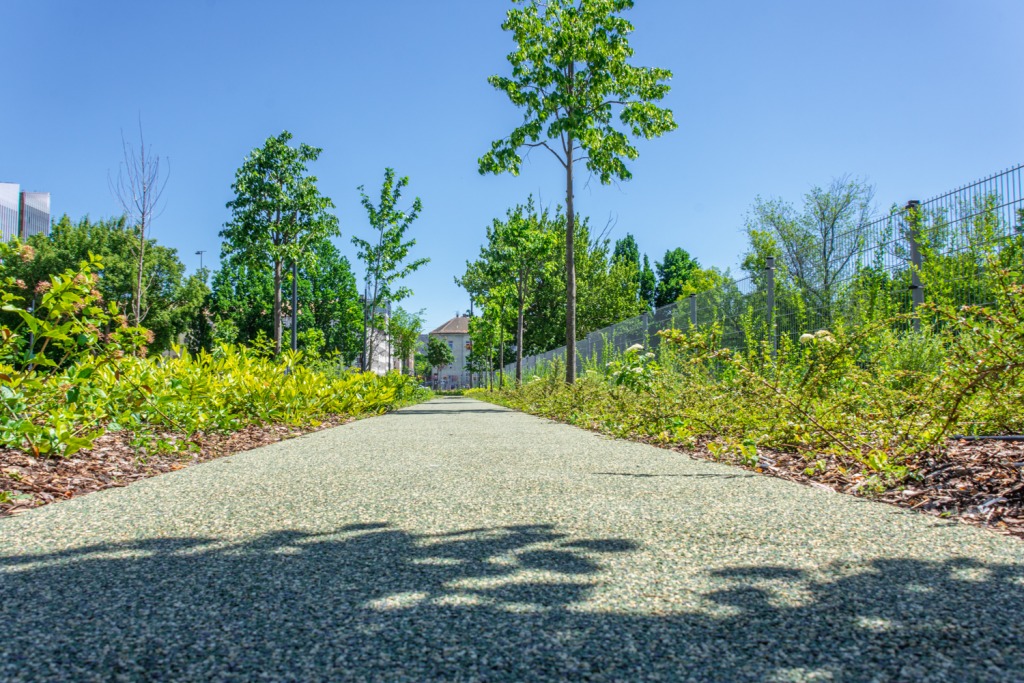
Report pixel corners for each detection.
[2,130,430,370]
[457,197,720,384]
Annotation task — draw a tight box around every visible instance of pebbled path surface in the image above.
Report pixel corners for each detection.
[1,396,1023,682]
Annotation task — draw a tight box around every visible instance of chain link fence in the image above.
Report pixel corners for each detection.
[508,164,1024,377]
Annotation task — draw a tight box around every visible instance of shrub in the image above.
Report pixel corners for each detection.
[0,248,426,457]
[478,260,1024,483]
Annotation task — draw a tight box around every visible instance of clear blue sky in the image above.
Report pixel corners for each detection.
[4,0,1022,331]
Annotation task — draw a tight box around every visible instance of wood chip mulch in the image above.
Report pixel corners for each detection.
[672,438,1024,540]
[0,417,353,517]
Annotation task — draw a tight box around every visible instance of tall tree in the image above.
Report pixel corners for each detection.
[639,254,656,311]
[612,234,640,269]
[352,168,429,372]
[212,236,362,360]
[744,176,875,322]
[654,247,700,307]
[457,259,514,387]
[611,233,642,310]
[520,209,644,355]
[221,131,339,355]
[109,121,169,327]
[479,0,677,383]
[210,257,274,344]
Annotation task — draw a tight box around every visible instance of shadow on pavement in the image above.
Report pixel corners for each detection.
[1,522,1021,681]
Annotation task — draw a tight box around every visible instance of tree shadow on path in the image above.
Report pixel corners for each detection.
[1,522,1022,681]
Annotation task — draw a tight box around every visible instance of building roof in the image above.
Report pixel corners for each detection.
[430,316,470,335]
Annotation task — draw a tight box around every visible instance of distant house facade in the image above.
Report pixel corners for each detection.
[428,316,479,390]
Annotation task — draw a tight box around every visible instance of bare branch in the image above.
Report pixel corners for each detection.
[108,117,169,326]
[523,141,568,168]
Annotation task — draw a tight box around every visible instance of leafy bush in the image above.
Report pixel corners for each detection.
[474,261,1024,483]
[0,247,427,457]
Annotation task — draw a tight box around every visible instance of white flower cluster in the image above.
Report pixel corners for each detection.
[799,330,835,344]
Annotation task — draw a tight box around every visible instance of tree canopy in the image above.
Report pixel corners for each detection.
[654,247,700,307]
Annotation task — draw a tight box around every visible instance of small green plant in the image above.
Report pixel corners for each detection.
[707,437,760,468]
[0,491,33,505]
[605,344,658,393]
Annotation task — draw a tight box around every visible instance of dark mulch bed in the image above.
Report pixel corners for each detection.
[0,417,352,517]
[672,438,1024,540]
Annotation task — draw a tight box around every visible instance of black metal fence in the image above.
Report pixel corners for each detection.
[509,164,1024,377]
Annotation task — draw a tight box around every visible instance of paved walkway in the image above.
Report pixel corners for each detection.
[2,397,1023,681]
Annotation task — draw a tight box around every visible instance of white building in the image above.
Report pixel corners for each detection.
[429,316,480,390]
[0,183,50,242]
[364,325,403,375]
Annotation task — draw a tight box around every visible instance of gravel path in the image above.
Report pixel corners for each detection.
[2,396,1023,682]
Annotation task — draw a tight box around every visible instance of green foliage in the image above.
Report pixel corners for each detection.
[2,215,208,355]
[742,176,874,326]
[425,336,455,381]
[464,198,555,382]
[476,261,1024,486]
[925,264,1024,436]
[612,234,640,269]
[523,210,649,354]
[0,249,425,458]
[297,328,326,358]
[604,343,657,393]
[639,255,656,312]
[293,237,363,362]
[654,247,700,307]
[387,307,424,375]
[221,130,339,355]
[479,0,677,184]
[212,236,361,362]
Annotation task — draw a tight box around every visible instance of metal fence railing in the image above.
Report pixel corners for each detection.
[507,164,1024,377]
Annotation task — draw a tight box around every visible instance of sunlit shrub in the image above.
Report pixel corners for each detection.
[479,260,1024,482]
[0,248,426,457]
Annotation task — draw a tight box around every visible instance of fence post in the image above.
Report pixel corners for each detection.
[689,294,697,328]
[906,200,924,333]
[642,311,650,346]
[765,256,777,359]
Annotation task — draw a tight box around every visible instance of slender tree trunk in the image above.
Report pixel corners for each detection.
[489,328,496,390]
[361,281,369,372]
[498,319,505,389]
[291,258,298,352]
[565,132,577,384]
[134,220,146,326]
[273,259,283,355]
[515,280,525,385]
